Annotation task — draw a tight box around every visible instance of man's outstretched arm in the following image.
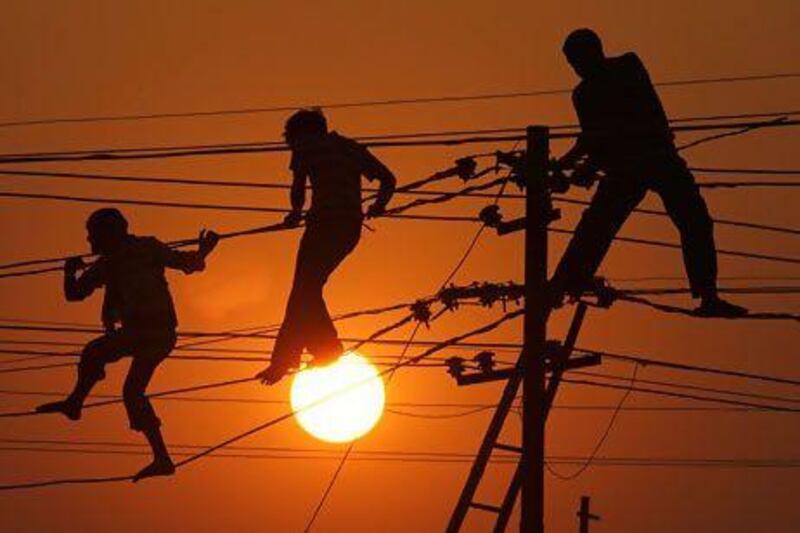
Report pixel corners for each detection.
[362,151,396,217]
[161,231,219,274]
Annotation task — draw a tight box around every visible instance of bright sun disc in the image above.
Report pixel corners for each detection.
[290,353,385,443]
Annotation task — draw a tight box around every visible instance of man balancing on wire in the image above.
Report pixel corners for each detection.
[256,109,396,385]
[36,208,219,481]
[549,28,747,317]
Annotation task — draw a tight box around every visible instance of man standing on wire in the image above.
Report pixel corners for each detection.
[550,28,747,317]
[257,109,396,385]
[36,208,219,481]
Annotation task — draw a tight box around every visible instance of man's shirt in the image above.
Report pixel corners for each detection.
[289,132,384,220]
[573,52,673,169]
[75,236,200,330]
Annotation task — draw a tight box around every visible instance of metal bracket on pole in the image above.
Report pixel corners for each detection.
[448,348,600,387]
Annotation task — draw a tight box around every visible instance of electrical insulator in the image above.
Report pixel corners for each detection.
[445,357,466,379]
[479,205,503,227]
[455,157,478,181]
[410,300,432,326]
[473,351,496,374]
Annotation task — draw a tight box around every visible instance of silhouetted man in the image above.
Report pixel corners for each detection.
[550,28,747,317]
[257,109,396,384]
[36,208,219,481]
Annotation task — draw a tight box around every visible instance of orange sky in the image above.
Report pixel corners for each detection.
[0,1,798,531]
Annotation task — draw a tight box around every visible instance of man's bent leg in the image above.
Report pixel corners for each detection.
[125,333,176,482]
[36,333,127,420]
[550,178,646,303]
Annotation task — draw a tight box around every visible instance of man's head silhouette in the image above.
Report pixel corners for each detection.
[86,208,128,255]
[284,108,328,149]
[563,28,605,80]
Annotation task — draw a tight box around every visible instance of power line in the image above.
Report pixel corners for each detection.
[0,168,796,242]
[0,301,495,418]
[2,442,800,470]
[0,167,499,196]
[0,315,453,380]
[385,177,508,217]
[0,362,76,375]
[0,108,793,163]
[0,71,796,129]
[554,196,800,237]
[4,437,800,469]
[549,227,800,266]
[0,387,793,414]
[1,167,799,197]
[546,364,640,480]
[610,275,800,283]
[562,378,800,412]
[578,347,800,388]
[0,310,523,490]
[0,191,291,214]
[0,117,797,279]
[0,346,480,366]
[698,181,800,189]
[0,300,438,413]
[0,388,795,413]
[571,369,800,406]
[0,357,454,375]
[0,190,482,222]
[0,300,413,369]
[0,118,796,165]
[611,292,800,322]
[0,338,498,357]
[676,116,788,151]
[0,308,796,366]
[7,344,796,412]
[0,322,526,349]
[2,203,799,282]
[692,167,800,176]
[0,161,502,276]
[3,177,796,239]
[0,390,501,417]
[618,285,800,296]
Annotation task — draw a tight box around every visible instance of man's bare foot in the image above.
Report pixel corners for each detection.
[132,457,175,483]
[256,364,291,385]
[35,400,81,421]
[695,297,749,318]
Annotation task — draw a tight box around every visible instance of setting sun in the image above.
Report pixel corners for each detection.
[290,353,385,443]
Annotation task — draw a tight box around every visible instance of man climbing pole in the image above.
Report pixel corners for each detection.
[550,28,748,317]
[36,208,219,481]
[257,109,397,385]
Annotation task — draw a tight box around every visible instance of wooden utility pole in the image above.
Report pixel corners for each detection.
[446,126,586,532]
[521,125,550,533]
